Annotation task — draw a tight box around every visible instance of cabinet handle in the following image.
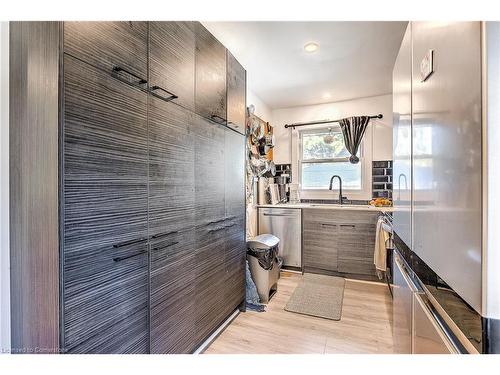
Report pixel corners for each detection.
[111,66,147,86]
[340,224,356,229]
[149,86,178,102]
[207,218,225,226]
[227,121,240,129]
[208,226,226,234]
[113,249,148,262]
[211,114,227,125]
[151,230,178,239]
[206,216,237,226]
[151,241,179,252]
[113,237,148,248]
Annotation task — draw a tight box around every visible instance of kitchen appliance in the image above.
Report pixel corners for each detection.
[289,183,300,204]
[274,176,288,203]
[392,249,422,353]
[412,292,460,354]
[392,22,500,352]
[258,208,302,269]
[268,183,280,205]
[392,248,461,354]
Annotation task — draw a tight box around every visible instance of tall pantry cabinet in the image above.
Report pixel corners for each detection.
[10,21,247,354]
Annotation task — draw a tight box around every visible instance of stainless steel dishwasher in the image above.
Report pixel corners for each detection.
[258,207,302,269]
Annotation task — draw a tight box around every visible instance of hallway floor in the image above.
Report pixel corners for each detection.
[205,271,394,354]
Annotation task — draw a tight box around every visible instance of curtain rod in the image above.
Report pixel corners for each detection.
[284,114,383,129]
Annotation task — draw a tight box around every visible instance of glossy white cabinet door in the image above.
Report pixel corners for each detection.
[393,24,412,248]
[411,22,482,313]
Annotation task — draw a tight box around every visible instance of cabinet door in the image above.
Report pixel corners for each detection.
[224,217,246,316]
[393,23,412,249]
[195,22,227,124]
[194,116,226,222]
[303,220,338,273]
[149,21,195,111]
[63,54,149,353]
[64,21,148,84]
[194,117,227,344]
[148,95,197,353]
[150,230,196,354]
[194,223,227,344]
[223,130,246,314]
[337,212,378,276]
[226,51,246,134]
[303,209,338,272]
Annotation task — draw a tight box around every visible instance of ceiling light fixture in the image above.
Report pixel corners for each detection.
[304,42,319,53]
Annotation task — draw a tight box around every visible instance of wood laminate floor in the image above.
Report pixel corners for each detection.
[205,271,394,354]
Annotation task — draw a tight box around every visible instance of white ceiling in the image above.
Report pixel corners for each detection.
[203,21,408,109]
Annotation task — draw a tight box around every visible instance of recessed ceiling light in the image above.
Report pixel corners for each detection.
[304,42,319,53]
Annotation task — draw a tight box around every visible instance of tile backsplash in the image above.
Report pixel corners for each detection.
[372,160,393,199]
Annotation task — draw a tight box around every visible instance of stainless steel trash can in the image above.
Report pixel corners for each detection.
[247,234,282,304]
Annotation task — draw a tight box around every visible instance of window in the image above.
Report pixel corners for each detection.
[300,128,362,190]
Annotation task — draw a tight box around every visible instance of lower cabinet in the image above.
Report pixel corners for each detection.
[303,209,379,279]
[337,221,377,275]
[303,216,339,273]
[150,230,197,354]
[223,217,246,317]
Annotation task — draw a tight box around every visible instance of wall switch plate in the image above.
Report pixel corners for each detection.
[420,49,434,82]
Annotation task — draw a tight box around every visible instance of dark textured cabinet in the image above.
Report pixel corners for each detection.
[337,221,377,276]
[223,131,246,315]
[64,21,148,84]
[303,210,339,273]
[10,21,246,355]
[302,209,379,280]
[195,22,227,124]
[226,51,246,134]
[63,54,149,353]
[193,116,228,344]
[149,21,196,110]
[148,95,197,354]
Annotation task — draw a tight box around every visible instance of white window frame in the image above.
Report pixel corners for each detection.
[298,126,366,193]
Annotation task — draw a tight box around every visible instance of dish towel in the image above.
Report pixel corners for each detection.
[374,216,390,280]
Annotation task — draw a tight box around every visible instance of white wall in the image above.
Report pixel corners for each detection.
[0,21,10,353]
[271,94,393,200]
[247,87,272,123]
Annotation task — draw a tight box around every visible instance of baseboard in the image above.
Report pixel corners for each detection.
[193,309,240,354]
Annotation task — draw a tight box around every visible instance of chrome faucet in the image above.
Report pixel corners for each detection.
[329,175,346,205]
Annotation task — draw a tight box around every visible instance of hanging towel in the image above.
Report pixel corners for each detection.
[339,116,371,163]
[374,216,390,280]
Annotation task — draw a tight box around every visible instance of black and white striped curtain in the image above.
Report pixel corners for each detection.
[339,116,371,164]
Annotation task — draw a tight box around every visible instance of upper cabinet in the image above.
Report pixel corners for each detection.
[64,22,148,85]
[149,22,196,110]
[226,51,246,134]
[194,23,227,124]
[392,24,412,249]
